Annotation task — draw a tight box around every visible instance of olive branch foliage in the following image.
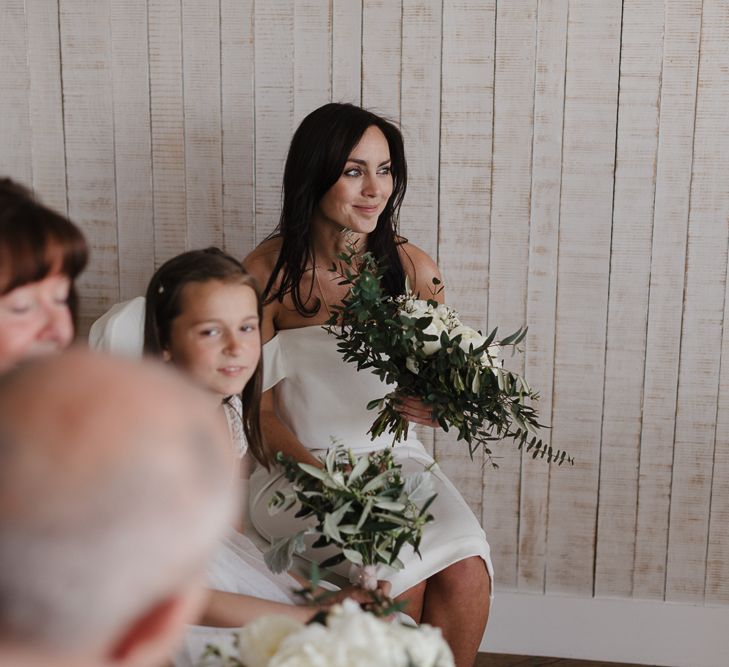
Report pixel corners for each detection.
[265,444,436,576]
[323,245,573,468]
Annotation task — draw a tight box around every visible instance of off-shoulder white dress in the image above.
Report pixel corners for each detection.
[249,326,494,599]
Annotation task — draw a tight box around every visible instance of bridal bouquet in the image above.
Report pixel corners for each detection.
[199,599,454,667]
[264,443,436,590]
[325,246,572,467]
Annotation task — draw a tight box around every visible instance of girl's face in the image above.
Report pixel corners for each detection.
[0,273,74,373]
[315,125,394,235]
[164,280,260,398]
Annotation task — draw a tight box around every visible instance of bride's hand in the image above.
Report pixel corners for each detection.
[394,395,439,429]
[321,580,392,607]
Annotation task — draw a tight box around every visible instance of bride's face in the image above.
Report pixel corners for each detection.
[0,273,74,373]
[315,125,394,235]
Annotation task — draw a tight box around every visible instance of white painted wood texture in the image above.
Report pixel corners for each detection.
[594,0,664,599]
[2,0,728,612]
[483,0,537,588]
[633,0,702,601]
[545,0,622,595]
[518,0,568,594]
[435,0,495,516]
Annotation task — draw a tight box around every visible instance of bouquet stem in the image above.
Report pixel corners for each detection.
[368,393,411,445]
[350,564,380,591]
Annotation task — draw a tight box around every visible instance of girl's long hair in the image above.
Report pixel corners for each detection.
[144,247,269,468]
[262,103,409,313]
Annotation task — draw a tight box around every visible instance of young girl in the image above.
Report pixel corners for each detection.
[143,248,385,664]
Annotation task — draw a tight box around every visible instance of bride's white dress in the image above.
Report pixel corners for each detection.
[249,326,494,598]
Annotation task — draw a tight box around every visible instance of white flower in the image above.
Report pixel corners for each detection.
[421,317,448,355]
[238,615,304,667]
[448,325,487,354]
[235,602,454,667]
[272,601,399,667]
[405,356,420,374]
[389,622,455,667]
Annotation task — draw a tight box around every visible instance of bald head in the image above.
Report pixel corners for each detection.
[0,349,235,661]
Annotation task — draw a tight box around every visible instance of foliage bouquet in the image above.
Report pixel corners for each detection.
[199,599,454,667]
[325,246,573,467]
[264,443,436,591]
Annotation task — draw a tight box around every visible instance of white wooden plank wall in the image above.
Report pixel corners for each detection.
[519,0,568,594]
[435,0,495,516]
[546,0,622,595]
[594,0,663,599]
[2,0,728,607]
[633,0,702,601]
[483,0,537,588]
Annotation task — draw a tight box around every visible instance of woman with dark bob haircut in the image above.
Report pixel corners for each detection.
[0,178,88,373]
[245,103,492,667]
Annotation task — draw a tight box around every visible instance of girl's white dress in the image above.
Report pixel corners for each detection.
[172,396,302,667]
[249,326,494,599]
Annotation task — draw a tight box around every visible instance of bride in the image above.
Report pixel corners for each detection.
[245,103,493,667]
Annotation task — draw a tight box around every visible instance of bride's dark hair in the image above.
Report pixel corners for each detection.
[261,103,408,315]
[143,247,269,468]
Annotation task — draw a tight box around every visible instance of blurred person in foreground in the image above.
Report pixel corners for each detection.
[0,349,237,667]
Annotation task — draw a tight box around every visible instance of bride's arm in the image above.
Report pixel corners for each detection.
[245,249,322,468]
[396,243,446,428]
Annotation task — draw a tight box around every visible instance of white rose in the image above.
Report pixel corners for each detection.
[419,315,449,355]
[238,615,304,667]
[399,297,430,318]
[448,325,487,354]
[269,625,332,667]
[274,602,401,667]
[389,622,455,667]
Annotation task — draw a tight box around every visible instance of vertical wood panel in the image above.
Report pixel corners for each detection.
[666,0,729,603]
[182,0,223,249]
[294,0,332,127]
[254,1,294,242]
[0,1,31,184]
[59,0,118,331]
[400,0,443,458]
[594,0,664,598]
[436,1,495,515]
[361,0,402,121]
[221,0,255,258]
[633,0,702,601]
[332,0,362,105]
[484,0,537,588]
[706,246,729,604]
[518,0,568,593]
[546,0,622,595]
[148,0,187,265]
[400,0,442,262]
[110,0,154,299]
[25,0,67,213]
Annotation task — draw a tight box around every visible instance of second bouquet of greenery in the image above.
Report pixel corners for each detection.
[325,246,572,467]
[264,443,436,591]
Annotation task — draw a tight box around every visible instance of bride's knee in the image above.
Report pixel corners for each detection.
[437,556,490,592]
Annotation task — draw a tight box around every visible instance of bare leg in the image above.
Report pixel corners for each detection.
[395,579,427,624]
[421,556,490,667]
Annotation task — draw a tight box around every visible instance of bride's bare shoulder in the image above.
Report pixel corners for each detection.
[397,241,443,299]
[243,237,283,290]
